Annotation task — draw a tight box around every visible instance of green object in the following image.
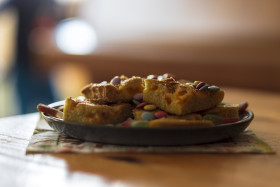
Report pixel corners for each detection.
[131,120,149,127]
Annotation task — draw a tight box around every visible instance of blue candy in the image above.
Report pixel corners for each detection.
[199,85,208,91]
[141,112,156,121]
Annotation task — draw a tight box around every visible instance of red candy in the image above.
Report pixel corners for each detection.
[196,82,206,90]
[37,104,63,118]
[154,111,168,119]
[136,102,148,109]
[239,101,248,113]
[122,120,134,127]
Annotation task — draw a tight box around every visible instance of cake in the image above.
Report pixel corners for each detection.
[37,73,247,128]
[143,78,224,115]
[63,97,133,125]
[81,76,144,103]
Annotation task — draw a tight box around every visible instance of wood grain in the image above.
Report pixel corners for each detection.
[1,88,280,187]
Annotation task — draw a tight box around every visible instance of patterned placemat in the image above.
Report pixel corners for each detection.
[26,119,275,154]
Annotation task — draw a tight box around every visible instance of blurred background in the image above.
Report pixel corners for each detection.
[0,0,280,117]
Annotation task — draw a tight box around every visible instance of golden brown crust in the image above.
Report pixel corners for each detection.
[62,74,233,128]
[143,78,224,115]
[81,76,144,103]
[63,97,133,125]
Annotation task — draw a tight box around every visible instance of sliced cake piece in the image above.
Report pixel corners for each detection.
[63,97,133,125]
[81,76,144,103]
[201,103,239,119]
[143,78,224,115]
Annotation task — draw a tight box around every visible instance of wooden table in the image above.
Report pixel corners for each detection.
[1,88,280,187]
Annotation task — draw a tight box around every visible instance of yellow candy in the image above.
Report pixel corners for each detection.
[144,104,157,111]
[193,81,201,86]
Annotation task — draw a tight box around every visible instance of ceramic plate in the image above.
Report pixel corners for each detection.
[42,100,254,146]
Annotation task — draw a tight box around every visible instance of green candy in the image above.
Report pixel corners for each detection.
[131,120,149,128]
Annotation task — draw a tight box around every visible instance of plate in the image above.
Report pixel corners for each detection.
[42,100,254,146]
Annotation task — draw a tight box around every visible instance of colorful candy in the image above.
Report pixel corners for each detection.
[239,101,248,113]
[147,74,158,79]
[186,82,194,87]
[193,81,201,86]
[133,93,143,101]
[131,120,149,127]
[157,75,164,81]
[196,82,206,90]
[188,81,220,92]
[136,102,148,109]
[141,112,156,121]
[154,111,168,119]
[144,104,157,111]
[162,73,175,79]
[99,81,108,85]
[121,120,134,127]
[208,86,220,92]
[199,85,208,91]
[110,76,121,85]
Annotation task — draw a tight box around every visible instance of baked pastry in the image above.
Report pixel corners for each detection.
[143,78,224,115]
[63,97,133,125]
[37,73,248,129]
[81,76,144,103]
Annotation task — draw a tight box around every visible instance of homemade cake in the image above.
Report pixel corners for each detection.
[63,97,133,125]
[81,76,144,103]
[143,78,224,115]
[37,73,247,128]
